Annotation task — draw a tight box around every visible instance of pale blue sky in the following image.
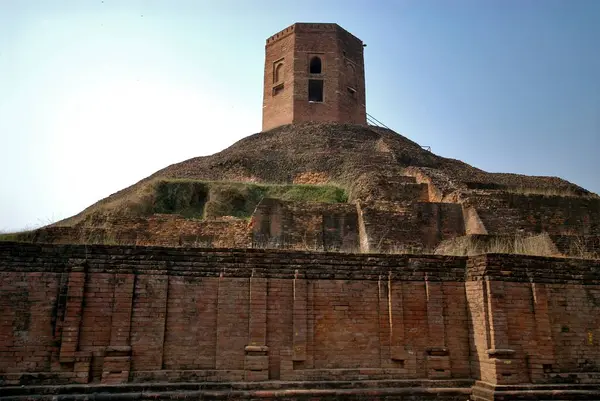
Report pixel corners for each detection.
[1,0,598,231]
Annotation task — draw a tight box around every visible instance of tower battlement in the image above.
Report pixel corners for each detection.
[262,23,367,131]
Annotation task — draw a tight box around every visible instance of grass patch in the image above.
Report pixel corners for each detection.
[0,230,35,242]
[0,232,20,241]
[148,179,348,220]
[202,182,347,219]
[263,184,348,203]
[152,180,209,218]
[9,179,350,230]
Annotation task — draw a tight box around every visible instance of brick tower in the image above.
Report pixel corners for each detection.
[262,23,367,131]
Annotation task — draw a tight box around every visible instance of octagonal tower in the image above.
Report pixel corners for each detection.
[262,23,367,131]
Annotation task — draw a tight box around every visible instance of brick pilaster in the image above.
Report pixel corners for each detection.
[109,273,135,346]
[378,275,391,367]
[59,266,85,363]
[425,280,450,378]
[130,273,169,372]
[388,275,416,376]
[485,280,519,384]
[102,272,135,384]
[529,283,556,382]
[292,275,307,362]
[245,276,269,381]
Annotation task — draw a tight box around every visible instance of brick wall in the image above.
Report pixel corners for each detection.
[465,192,600,235]
[26,215,252,248]
[466,254,600,385]
[251,198,359,251]
[404,166,465,202]
[358,201,466,252]
[292,24,366,126]
[26,198,465,253]
[1,242,599,390]
[262,25,295,131]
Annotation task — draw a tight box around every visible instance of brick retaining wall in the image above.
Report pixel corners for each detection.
[1,242,599,400]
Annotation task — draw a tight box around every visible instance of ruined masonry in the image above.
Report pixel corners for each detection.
[1,23,600,401]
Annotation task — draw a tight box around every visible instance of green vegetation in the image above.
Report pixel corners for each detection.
[153,180,209,218]
[0,232,18,241]
[0,230,35,242]
[149,179,348,220]
[0,180,349,241]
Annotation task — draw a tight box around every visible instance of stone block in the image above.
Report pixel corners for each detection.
[102,356,131,384]
[245,355,269,371]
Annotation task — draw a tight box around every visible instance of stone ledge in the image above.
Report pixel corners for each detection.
[245,345,268,353]
[0,379,474,399]
[472,380,600,401]
[486,349,516,358]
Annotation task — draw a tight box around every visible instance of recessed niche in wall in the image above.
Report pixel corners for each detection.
[308,79,324,102]
[309,56,322,74]
[273,83,284,96]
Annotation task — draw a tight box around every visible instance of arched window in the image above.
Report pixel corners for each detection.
[274,63,284,83]
[309,56,322,74]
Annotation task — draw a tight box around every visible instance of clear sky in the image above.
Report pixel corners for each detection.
[1,0,598,232]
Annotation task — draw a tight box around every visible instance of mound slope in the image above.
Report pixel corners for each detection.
[53,123,593,228]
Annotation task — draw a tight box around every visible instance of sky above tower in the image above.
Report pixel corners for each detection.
[1,0,599,232]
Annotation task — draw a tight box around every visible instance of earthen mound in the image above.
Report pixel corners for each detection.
[53,123,593,227]
[5,123,597,256]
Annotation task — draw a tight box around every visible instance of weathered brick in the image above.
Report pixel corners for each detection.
[262,23,366,132]
[0,241,599,398]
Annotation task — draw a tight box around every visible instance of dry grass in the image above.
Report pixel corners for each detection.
[382,244,429,255]
[504,186,598,198]
[565,236,600,260]
[77,230,126,246]
[2,229,599,260]
[433,233,599,260]
[249,232,599,260]
[433,234,558,257]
